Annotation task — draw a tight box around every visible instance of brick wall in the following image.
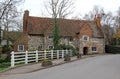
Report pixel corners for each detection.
[14,34,28,52]
[80,23,92,39]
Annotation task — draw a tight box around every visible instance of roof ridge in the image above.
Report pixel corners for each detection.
[29,16,95,22]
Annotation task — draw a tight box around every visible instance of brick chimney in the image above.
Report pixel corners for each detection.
[23,10,29,33]
[94,14,101,27]
[94,15,96,20]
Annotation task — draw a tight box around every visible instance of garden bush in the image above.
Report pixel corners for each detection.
[57,44,77,56]
[2,45,12,60]
[2,45,12,54]
[0,62,10,71]
[0,54,10,71]
[41,59,53,67]
[76,53,81,59]
[0,54,10,63]
[64,54,71,62]
[105,45,120,54]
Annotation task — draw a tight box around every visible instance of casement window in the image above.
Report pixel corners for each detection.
[69,37,73,42]
[38,45,43,50]
[83,35,89,41]
[92,47,97,52]
[48,35,53,39]
[18,45,24,51]
[92,38,98,42]
[48,45,54,49]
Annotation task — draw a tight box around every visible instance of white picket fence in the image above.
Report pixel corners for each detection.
[11,50,72,67]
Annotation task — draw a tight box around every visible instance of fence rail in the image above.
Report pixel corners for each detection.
[11,50,72,67]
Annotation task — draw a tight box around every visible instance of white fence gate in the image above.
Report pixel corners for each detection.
[11,50,72,67]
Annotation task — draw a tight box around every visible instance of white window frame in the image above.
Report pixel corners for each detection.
[91,47,97,52]
[18,45,24,51]
[82,35,89,41]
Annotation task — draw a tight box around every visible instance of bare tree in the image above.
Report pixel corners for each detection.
[112,7,120,45]
[83,5,105,20]
[86,5,104,20]
[114,7,120,29]
[45,0,74,49]
[99,12,114,45]
[83,14,91,20]
[0,0,24,44]
[0,0,23,21]
[45,0,74,18]
[84,5,115,45]
[71,13,82,20]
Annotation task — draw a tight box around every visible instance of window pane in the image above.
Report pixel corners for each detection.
[48,35,53,38]
[84,37,88,40]
[48,46,53,49]
[83,35,89,41]
[38,45,43,50]
[92,47,97,51]
[92,38,98,42]
[18,45,24,51]
[69,37,73,41]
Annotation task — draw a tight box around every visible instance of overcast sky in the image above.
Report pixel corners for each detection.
[22,0,120,18]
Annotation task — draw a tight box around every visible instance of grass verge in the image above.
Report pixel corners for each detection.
[0,62,10,71]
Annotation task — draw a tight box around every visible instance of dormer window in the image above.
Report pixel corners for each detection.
[83,35,89,41]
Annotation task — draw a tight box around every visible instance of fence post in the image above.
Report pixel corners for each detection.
[57,50,59,59]
[51,50,53,60]
[11,51,15,67]
[62,50,64,58]
[25,51,28,64]
[70,50,72,56]
[36,50,38,62]
[44,50,46,59]
[66,50,68,56]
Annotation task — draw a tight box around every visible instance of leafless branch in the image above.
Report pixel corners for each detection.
[45,0,74,18]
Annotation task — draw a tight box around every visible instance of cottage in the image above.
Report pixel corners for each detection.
[14,10,105,55]
[1,31,22,46]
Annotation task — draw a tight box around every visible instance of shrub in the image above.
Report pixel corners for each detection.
[41,59,53,67]
[64,54,71,62]
[0,54,10,63]
[76,53,81,59]
[57,44,77,56]
[105,45,120,54]
[2,45,12,60]
[2,45,12,54]
[0,62,10,71]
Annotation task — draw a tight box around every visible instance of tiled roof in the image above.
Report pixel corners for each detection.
[88,21,104,38]
[2,31,23,43]
[27,16,104,37]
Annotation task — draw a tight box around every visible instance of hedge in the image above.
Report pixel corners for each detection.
[105,45,120,54]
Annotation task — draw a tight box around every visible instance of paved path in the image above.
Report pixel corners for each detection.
[1,54,120,79]
[0,55,96,75]
[0,56,77,75]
